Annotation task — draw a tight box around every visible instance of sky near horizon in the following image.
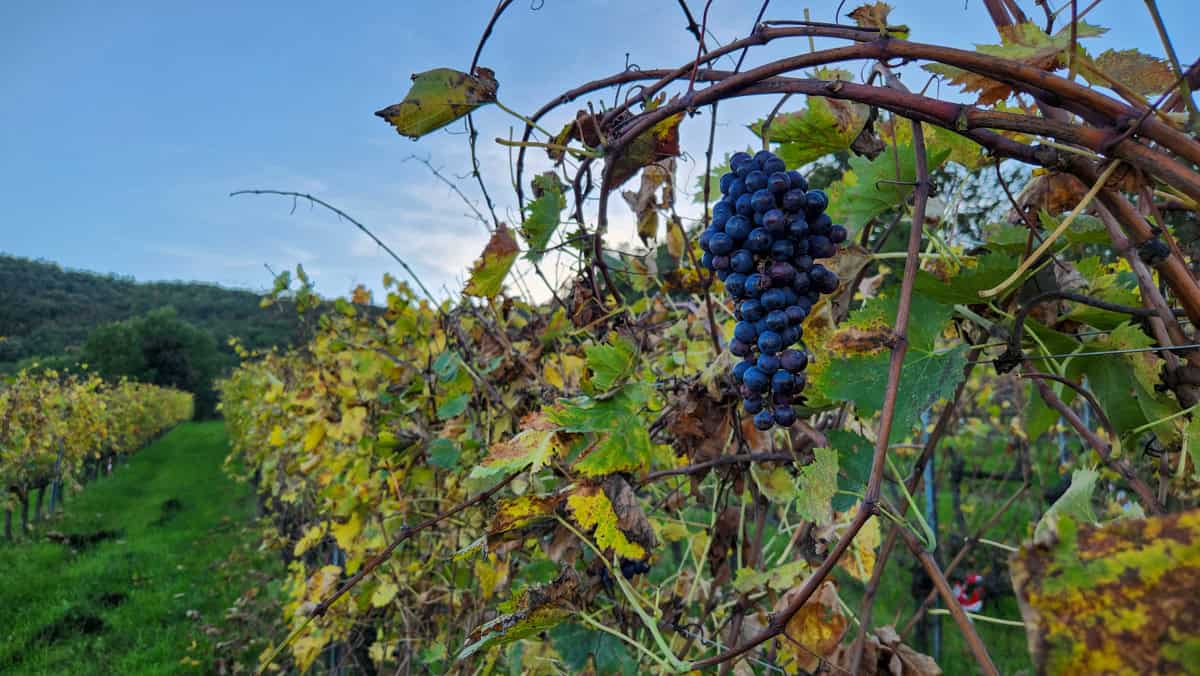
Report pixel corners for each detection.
[2,1,1195,300]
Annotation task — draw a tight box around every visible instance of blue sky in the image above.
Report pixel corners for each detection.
[2,1,1194,299]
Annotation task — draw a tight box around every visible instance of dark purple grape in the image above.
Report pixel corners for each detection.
[719,172,737,195]
[806,289,821,303]
[734,321,758,344]
[830,223,848,244]
[761,288,786,311]
[780,349,808,372]
[717,269,730,281]
[810,213,832,236]
[743,396,765,415]
[732,359,753,383]
[745,273,769,297]
[757,330,783,354]
[762,209,786,235]
[757,353,781,374]
[781,288,798,306]
[701,252,713,269]
[712,200,733,228]
[793,372,809,390]
[809,235,835,259]
[772,371,796,394]
[754,318,770,336]
[768,261,796,285]
[785,304,808,325]
[735,193,754,216]
[740,299,765,322]
[729,338,751,357]
[731,249,755,274]
[771,239,795,261]
[743,367,769,393]
[744,170,767,192]
[787,170,808,192]
[751,189,776,213]
[793,254,814,271]
[767,172,790,194]
[765,310,788,332]
[724,273,747,298]
[795,295,814,316]
[781,326,799,346]
[753,150,776,165]
[725,215,751,241]
[753,409,775,431]
[773,406,797,427]
[712,255,730,271]
[805,190,829,216]
[787,215,809,239]
[764,157,787,174]
[730,152,754,177]
[709,232,735,256]
[782,188,808,212]
[745,228,772,253]
[772,391,793,405]
[811,264,839,293]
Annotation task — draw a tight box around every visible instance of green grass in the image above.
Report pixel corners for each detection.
[0,422,278,675]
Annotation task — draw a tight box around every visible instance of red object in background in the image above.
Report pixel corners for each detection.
[952,573,985,612]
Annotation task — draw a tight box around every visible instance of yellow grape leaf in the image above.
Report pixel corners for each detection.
[332,511,363,550]
[269,425,285,447]
[490,494,565,536]
[666,215,686,261]
[350,284,371,305]
[293,524,327,557]
[303,422,326,451]
[839,509,881,581]
[567,485,646,560]
[374,67,498,139]
[778,580,849,673]
[304,565,343,603]
[847,2,892,29]
[292,633,331,673]
[331,405,368,442]
[465,224,520,299]
[796,446,839,526]
[1086,49,1176,96]
[371,580,399,607]
[750,463,797,503]
[475,554,510,600]
[470,412,562,479]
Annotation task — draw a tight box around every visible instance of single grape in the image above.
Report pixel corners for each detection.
[765,310,788,332]
[732,360,753,383]
[780,349,808,372]
[793,254,814,271]
[733,321,758,344]
[753,210,765,227]
[772,371,796,394]
[793,296,813,315]
[767,172,790,194]
[784,304,808,325]
[809,212,832,236]
[805,189,829,216]
[744,170,767,192]
[763,157,787,175]
[743,367,769,393]
[698,228,714,252]
[787,216,809,240]
[806,289,821,303]
[716,269,730,281]
[757,353,781,374]
[753,150,777,165]
[745,272,769,297]
[725,215,752,241]
[787,170,808,192]
[808,235,835,259]
[724,272,747,298]
[735,193,754,216]
[782,188,807,212]
[773,406,797,427]
[729,338,751,357]
[745,228,772,253]
[761,288,787,311]
[731,249,755,274]
[709,232,734,256]
[781,325,799,346]
[810,264,839,293]
[793,372,809,390]
[754,318,770,336]
[719,172,737,195]
[750,189,775,213]
[712,200,733,226]
[701,252,713,269]
[791,271,810,293]
[727,178,746,199]
[740,299,765,322]
[830,223,848,244]
[762,209,786,235]
[768,261,796,285]
[712,255,730,271]
[730,152,754,176]
[757,330,783,354]
[753,409,775,431]
[743,396,765,415]
[770,238,795,261]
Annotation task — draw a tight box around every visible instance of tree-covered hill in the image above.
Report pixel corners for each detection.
[0,254,306,371]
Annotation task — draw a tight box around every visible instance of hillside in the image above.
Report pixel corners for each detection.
[0,254,306,371]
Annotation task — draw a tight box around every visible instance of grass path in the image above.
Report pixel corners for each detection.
[0,422,275,675]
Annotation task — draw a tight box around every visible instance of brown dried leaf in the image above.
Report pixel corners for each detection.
[847,2,893,30]
[776,580,848,673]
[1091,49,1176,96]
[602,475,658,555]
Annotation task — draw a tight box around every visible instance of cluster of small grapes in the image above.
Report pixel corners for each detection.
[700,150,847,430]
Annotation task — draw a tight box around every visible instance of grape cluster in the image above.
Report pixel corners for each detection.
[700,150,848,430]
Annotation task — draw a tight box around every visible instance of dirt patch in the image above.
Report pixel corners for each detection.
[31,609,106,643]
[44,529,121,550]
[151,498,185,526]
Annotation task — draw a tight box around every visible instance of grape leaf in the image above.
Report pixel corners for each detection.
[584,334,637,391]
[465,224,520,299]
[847,2,892,30]
[436,393,469,420]
[521,172,565,263]
[796,446,839,525]
[550,623,639,675]
[777,580,848,674]
[915,251,1020,304]
[606,112,682,190]
[1034,467,1099,541]
[572,414,654,477]
[826,429,874,512]
[1084,49,1176,96]
[567,485,646,559]
[375,67,498,139]
[470,412,563,479]
[825,142,951,232]
[751,96,869,168]
[457,571,580,661]
[427,438,461,469]
[1010,510,1200,675]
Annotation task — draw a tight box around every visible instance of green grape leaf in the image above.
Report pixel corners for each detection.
[470,413,563,479]
[825,142,951,231]
[465,224,520,299]
[750,95,868,168]
[458,572,579,661]
[550,623,639,675]
[796,446,839,525]
[436,393,469,420]
[585,334,637,392]
[1034,467,1099,541]
[826,429,874,512]
[427,438,461,469]
[522,172,566,262]
[915,252,1020,304]
[1011,510,1200,674]
[572,415,653,477]
[375,67,498,139]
